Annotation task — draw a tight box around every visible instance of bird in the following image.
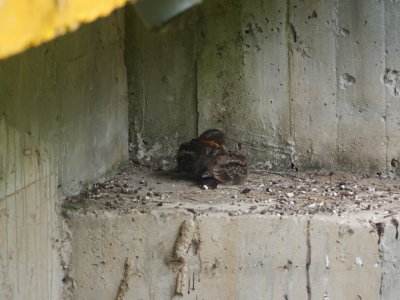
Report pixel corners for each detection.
[177,129,225,176]
[177,129,247,189]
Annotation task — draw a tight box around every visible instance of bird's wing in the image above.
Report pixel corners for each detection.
[208,152,247,183]
[177,140,198,172]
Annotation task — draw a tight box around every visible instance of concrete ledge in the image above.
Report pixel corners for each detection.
[66,210,400,299]
[63,166,400,299]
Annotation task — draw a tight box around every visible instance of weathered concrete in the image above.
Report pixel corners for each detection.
[0,9,128,300]
[197,0,294,169]
[126,0,400,174]
[125,4,199,162]
[336,0,387,173]
[4,1,400,299]
[384,0,400,179]
[62,165,400,299]
[66,208,396,299]
[288,0,339,170]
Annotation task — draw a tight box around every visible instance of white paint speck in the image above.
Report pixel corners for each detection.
[325,255,330,269]
[355,257,363,266]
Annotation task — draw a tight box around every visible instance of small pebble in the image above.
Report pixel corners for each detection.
[241,188,251,194]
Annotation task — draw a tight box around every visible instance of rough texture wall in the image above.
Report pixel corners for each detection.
[67,209,392,300]
[0,9,128,300]
[125,6,199,162]
[126,0,400,174]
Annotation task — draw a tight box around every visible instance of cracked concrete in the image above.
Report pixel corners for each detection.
[306,219,312,300]
[63,164,400,299]
[65,200,394,300]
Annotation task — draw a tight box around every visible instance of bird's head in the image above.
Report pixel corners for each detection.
[198,129,225,147]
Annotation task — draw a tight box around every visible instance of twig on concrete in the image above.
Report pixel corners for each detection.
[181,195,200,202]
[115,258,134,300]
[265,171,300,178]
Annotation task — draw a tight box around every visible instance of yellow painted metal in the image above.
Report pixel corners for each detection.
[0,0,132,59]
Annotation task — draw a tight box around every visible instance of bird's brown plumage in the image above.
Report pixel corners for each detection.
[177,129,247,189]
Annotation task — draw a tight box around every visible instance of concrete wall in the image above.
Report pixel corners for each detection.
[126,0,400,173]
[0,9,128,300]
[125,6,199,161]
[67,209,396,300]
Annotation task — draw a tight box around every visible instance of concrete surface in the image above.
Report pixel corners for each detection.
[126,0,400,174]
[125,5,199,162]
[3,1,400,299]
[0,9,128,300]
[67,211,390,300]
[64,165,400,299]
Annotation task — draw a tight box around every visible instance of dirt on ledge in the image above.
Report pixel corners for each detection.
[63,163,400,219]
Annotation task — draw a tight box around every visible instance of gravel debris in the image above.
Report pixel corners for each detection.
[241,188,251,194]
[64,163,400,218]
